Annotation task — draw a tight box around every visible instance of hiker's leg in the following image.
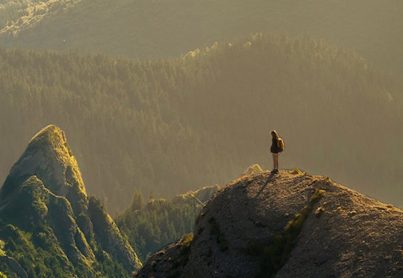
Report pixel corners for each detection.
[275,153,279,169]
[272,153,278,170]
[277,153,279,169]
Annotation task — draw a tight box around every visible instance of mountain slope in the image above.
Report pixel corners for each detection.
[1,0,402,74]
[0,0,80,33]
[0,34,402,213]
[116,185,219,261]
[0,125,141,277]
[136,170,403,277]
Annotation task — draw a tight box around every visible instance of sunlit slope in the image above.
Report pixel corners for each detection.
[0,34,402,213]
[0,125,141,277]
[0,0,80,32]
[1,0,402,74]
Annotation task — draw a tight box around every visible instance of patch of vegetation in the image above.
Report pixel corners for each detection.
[0,224,75,278]
[178,233,193,260]
[179,233,193,249]
[0,217,133,277]
[171,233,193,271]
[0,180,135,277]
[93,249,130,278]
[208,217,229,252]
[0,240,5,256]
[116,190,211,261]
[245,189,325,277]
[290,168,304,175]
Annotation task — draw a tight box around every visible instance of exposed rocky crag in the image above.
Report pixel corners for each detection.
[136,169,403,277]
[0,125,141,277]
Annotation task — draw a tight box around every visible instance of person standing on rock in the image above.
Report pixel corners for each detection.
[270,130,285,174]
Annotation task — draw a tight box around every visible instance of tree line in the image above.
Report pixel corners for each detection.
[0,33,402,213]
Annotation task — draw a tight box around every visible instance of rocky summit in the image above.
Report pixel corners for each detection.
[0,125,141,277]
[135,169,403,278]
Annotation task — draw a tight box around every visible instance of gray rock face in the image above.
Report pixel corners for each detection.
[136,170,403,278]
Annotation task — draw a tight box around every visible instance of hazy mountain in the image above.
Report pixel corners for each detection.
[136,169,403,277]
[0,0,402,75]
[116,185,219,261]
[0,34,402,213]
[0,0,80,32]
[0,125,141,277]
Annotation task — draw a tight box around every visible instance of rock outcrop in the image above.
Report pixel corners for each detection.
[172,185,220,205]
[135,169,403,277]
[0,125,141,277]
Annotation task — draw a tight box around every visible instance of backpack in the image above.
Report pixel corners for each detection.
[277,137,285,152]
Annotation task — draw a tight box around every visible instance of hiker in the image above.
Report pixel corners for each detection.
[270,130,285,174]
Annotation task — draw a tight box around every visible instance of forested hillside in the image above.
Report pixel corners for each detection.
[1,0,402,74]
[0,34,402,213]
[0,125,141,277]
[116,186,219,261]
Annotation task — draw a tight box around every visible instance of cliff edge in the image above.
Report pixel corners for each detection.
[136,169,403,277]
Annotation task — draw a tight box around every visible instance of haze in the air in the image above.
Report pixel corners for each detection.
[1,1,403,277]
[0,0,401,213]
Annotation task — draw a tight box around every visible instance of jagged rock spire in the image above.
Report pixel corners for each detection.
[1,125,87,213]
[0,125,142,276]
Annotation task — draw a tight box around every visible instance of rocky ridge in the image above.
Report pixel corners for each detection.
[135,169,403,277]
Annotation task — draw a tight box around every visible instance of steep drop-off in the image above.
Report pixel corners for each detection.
[136,170,403,277]
[0,125,141,277]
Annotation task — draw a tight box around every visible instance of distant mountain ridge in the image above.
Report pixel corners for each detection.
[136,170,403,277]
[0,34,402,213]
[0,0,402,74]
[0,125,141,277]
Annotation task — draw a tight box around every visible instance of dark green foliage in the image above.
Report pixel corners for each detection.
[87,196,140,274]
[116,193,201,261]
[76,213,95,244]
[93,249,130,278]
[0,224,84,278]
[0,175,135,277]
[0,207,133,277]
[0,33,402,215]
[245,189,325,277]
[0,224,75,278]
